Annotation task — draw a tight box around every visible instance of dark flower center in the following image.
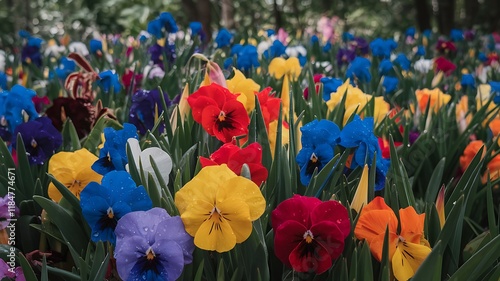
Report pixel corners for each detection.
[98,207,117,230]
[132,247,163,277]
[306,153,321,175]
[216,111,236,132]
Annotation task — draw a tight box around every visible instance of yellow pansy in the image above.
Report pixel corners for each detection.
[373,96,390,123]
[175,165,265,253]
[326,79,371,124]
[48,148,103,203]
[226,69,260,113]
[268,57,302,116]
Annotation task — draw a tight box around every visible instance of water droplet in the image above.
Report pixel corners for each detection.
[144,227,149,232]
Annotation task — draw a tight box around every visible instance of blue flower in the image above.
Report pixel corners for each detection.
[394,53,410,71]
[18,30,30,39]
[342,32,355,42]
[320,77,343,102]
[461,74,475,89]
[369,38,397,59]
[159,12,178,33]
[405,27,416,38]
[336,48,355,66]
[322,41,332,53]
[148,43,176,67]
[97,70,121,94]
[382,76,399,94]
[129,89,171,135]
[89,39,103,55]
[12,117,62,165]
[415,45,426,56]
[0,85,39,134]
[223,58,233,69]
[266,29,275,37]
[0,72,7,90]
[147,12,178,38]
[339,115,389,190]
[490,82,500,104]
[263,40,286,59]
[189,22,204,41]
[346,57,372,83]
[423,29,432,38]
[215,28,233,48]
[21,37,43,67]
[478,52,488,62]
[310,35,319,44]
[115,208,194,281]
[92,123,139,175]
[378,59,393,75]
[231,44,259,71]
[54,57,77,80]
[80,171,152,245]
[296,119,340,186]
[450,29,464,42]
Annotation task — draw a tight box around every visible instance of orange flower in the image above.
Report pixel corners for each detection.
[459,140,485,172]
[354,197,431,281]
[415,88,451,113]
[483,154,500,184]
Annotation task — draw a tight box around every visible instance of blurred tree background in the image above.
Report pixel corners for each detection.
[0,0,499,48]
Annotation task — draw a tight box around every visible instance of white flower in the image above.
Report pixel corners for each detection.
[0,50,5,72]
[44,45,66,57]
[143,64,165,80]
[414,58,433,74]
[126,138,173,195]
[285,45,307,58]
[68,42,89,57]
[257,40,272,58]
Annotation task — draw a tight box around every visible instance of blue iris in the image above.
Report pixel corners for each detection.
[215,28,233,48]
[346,57,372,84]
[339,115,389,190]
[490,81,500,104]
[311,35,319,44]
[382,76,399,94]
[378,59,393,76]
[230,44,259,71]
[92,123,139,175]
[189,21,203,38]
[147,12,178,38]
[370,38,397,59]
[0,72,7,90]
[89,39,103,54]
[80,171,152,245]
[342,32,355,42]
[416,45,426,56]
[461,74,475,89]
[296,119,340,186]
[97,70,121,94]
[450,29,464,42]
[263,40,286,60]
[320,77,343,102]
[0,85,39,134]
[54,57,77,80]
[394,53,411,71]
[405,27,416,38]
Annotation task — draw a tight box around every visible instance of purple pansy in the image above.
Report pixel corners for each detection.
[115,208,194,281]
[129,89,172,135]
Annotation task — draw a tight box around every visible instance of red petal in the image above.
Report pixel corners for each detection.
[273,220,307,268]
[246,163,268,186]
[210,143,240,164]
[238,142,263,163]
[188,95,219,123]
[200,105,220,135]
[196,83,235,108]
[272,195,321,230]
[288,240,332,274]
[310,201,350,239]
[311,221,346,260]
[199,157,218,168]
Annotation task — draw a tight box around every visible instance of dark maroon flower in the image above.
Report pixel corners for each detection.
[45,97,92,138]
[436,39,457,53]
[435,56,456,76]
[12,117,62,165]
[32,96,51,113]
[122,69,143,94]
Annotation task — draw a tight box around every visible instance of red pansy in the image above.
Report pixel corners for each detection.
[256,87,281,130]
[271,195,350,274]
[434,56,456,76]
[188,83,250,143]
[199,142,268,186]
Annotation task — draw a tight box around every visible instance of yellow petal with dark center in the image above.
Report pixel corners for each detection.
[216,198,252,242]
[181,199,215,237]
[193,207,237,253]
[392,241,432,281]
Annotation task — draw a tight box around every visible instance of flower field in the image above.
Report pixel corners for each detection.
[1,12,500,281]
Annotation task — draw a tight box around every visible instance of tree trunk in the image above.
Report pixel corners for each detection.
[273,0,282,29]
[464,0,479,28]
[486,0,500,32]
[436,0,455,35]
[414,0,432,31]
[181,0,199,23]
[196,0,212,42]
[221,0,235,29]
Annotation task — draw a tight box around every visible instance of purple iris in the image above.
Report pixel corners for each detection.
[12,117,62,165]
[336,48,356,66]
[129,89,172,135]
[21,37,43,67]
[80,171,152,245]
[92,123,139,175]
[352,37,370,55]
[148,43,176,69]
[115,208,194,281]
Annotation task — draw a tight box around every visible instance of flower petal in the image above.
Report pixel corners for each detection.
[217,176,265,220]
[399,206,425,244]
[288,240,332,274]
[272,195,321,230]
[193,210,237,253]
[216,198,252,243]
[311,221,346,260]
[310,200,350,239]
[392,241,432,281]
[273,220,308,268]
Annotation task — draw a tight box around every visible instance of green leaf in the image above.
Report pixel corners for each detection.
[17,252,38,281]
[425,157,446,203]
[217,258,225,281]
[387,135,416,208]
[47,174,82,216]
[41,255,49,281]
[61,119,82,151]
[448,234,500,281]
